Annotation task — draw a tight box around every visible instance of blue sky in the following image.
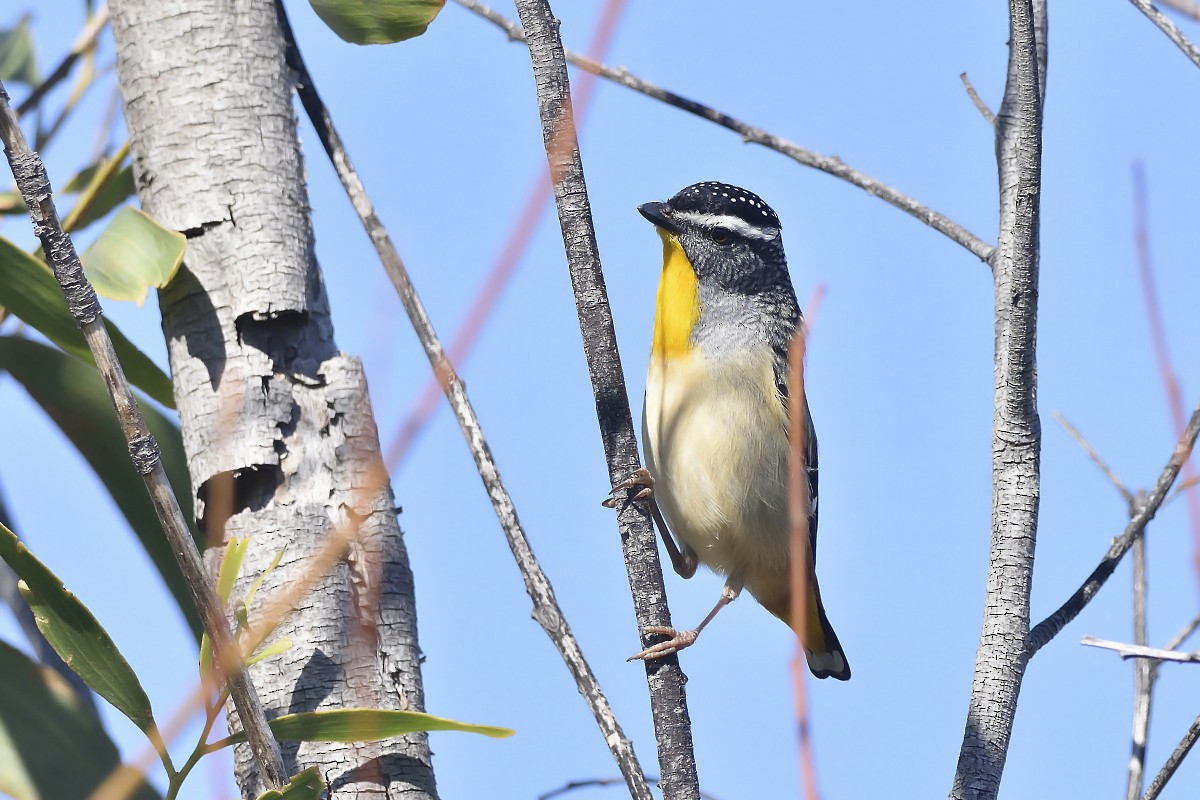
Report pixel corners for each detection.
[4,1,1200,798]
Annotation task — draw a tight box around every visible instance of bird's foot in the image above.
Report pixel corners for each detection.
[602,467,655,509]
[627,625,697,661]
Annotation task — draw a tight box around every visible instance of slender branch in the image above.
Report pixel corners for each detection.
[1028,402,1200,653]
[1126,0,1200,69]
[272,4,651,797]
[1127,531,1151,800]
[15,4,109,118]
[1082,636,1200,664]
[1132,161,1200,593]
[959,73,997,126]
[787,326,819,800]
[1053,412,1135,505]
[1140,713,1200,800]
[950,2,1044,799]
[454,0,995,264]
[0,82,288,791]
[508,0,700,797]
[1162,612,1200,653]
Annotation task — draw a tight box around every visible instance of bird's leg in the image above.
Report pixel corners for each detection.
[603,468,697,578]
[628,578,743,661]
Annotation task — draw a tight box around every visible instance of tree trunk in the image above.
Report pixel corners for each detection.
[108,1,437,797]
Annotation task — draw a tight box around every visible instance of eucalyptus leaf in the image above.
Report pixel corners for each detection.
[81,207,186,305]
[308,0,444,44]
[0,18,39,86]
[254,766,324,800]
[0,523,160,739]
[218,708,513,748]
[0,642,160,800]
[64,164,137,231]
[200,537,250,675]
[0,336,203,640]
[0,235,176,408]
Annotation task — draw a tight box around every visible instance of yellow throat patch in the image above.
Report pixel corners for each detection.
[651,230,700,361]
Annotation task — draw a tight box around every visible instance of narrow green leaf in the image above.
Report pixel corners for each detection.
[245,636,292,668]
[0,235,176,408]
[254,766,324,800]
[200,537,250,676]
[81,207,186,305]
[0,18,40,86]
[64,164,137,231]
[219,708,513,748]
[0,642,161,800]
[0,188,27,215]
[245,546,286,613]
[0,524,159,737]
[0,336,203,640]
[216,537,250,605]
[308,0,444,44]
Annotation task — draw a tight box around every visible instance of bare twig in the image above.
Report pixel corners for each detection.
[950,2,1045,799]
[454,0,995,264]
[1132,162,1200,589]
[538,776,724,800]
[1159,0,1200,21]
[959,72,997,126]
[1127,530,1151,800]
[1028,402,1200,653]
[1127,0,1200,69]
[272,3,651,797]
[15,4,109,118]
[1082,636,1200,664]
[1140,714,1200,800]
[1053,412,1135,505]
[0,81,288,791]
[508,0,700,796]
[787,324,819,800]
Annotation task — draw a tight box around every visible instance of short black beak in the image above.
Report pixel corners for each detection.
[638,201,682,234]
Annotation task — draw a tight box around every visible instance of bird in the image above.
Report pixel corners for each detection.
[625,180,849,680]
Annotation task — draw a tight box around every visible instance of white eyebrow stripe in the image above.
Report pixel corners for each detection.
[673,210,780,241]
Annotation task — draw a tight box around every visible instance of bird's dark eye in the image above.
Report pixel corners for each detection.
[711,226,731,244]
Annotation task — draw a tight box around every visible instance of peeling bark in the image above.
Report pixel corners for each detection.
[108,1,436,797]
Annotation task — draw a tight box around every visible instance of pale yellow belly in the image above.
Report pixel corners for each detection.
[642,348,792,598]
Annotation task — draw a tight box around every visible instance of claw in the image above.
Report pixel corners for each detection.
[602,467,656,508]
[627,625,698,661]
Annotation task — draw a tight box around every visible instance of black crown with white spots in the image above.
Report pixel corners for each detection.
[669,181,780,229]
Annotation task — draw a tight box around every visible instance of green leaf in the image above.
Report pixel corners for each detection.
[254,766,324,800]
[0,642,161,800]
[0,18,40,86]
[200,537,250,675]
[245,636,292,668]
[0,235,176,408]
[0,188,27,215]
[219,708,513,747]
[0,523,159,738]
[81,207,186,305]
[308,0,444,44]
[0,336,203,641]
[64,164,137,231]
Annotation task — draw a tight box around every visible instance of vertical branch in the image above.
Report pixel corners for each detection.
[1127,528,1151,800]
[950,1,1044,798]
[508,1,699,797]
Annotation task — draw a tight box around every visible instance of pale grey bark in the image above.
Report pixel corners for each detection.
[949,1,1045,799]
[107,1,435,797]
